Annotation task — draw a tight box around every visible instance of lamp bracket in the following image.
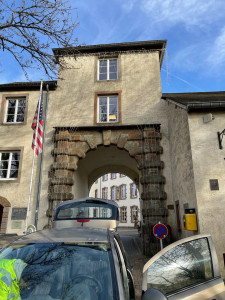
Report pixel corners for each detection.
[217,129,225,149]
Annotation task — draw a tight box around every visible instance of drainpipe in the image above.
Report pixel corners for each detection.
[34,84,49,229]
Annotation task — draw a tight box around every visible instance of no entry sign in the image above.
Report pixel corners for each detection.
[153,223,168,239]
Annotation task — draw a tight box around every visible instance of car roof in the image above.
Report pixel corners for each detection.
[9,227,111,245]
[55,197,119,209]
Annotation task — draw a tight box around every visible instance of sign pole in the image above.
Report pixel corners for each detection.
[160,238,163,250]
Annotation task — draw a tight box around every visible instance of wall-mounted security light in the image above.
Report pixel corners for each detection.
[217,129,225,149]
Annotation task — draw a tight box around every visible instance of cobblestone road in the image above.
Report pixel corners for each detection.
[118,228,149,300]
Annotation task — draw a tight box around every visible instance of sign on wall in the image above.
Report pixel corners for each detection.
[11,208,27,220]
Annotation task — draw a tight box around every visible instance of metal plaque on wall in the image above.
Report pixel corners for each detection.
[11,208,27,220]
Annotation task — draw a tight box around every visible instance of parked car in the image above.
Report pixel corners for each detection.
[0,227,135,300]
[142,233,225,300]
[1,229,225,300]
[52,197,120,230]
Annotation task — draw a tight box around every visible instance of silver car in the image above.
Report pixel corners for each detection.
[0,227,135,300]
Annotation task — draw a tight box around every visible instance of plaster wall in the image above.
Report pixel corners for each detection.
[166,102,197,240]
[47,52,162,127]
[188,111,225,278]
[0,90,50,234]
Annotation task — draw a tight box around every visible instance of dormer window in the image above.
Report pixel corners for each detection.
[98,58,118,80]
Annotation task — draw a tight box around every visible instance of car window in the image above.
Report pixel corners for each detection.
[146,237,213,295]
[0,242,116,300]
[55,201,116,220]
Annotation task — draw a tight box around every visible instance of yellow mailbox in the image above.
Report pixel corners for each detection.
[183,209,198,231]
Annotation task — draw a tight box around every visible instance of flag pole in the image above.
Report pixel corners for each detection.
[24,80,43,234]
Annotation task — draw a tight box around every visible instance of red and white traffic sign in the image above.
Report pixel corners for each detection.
[153,223,168,239]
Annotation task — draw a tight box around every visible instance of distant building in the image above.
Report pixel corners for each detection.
[89,173,140,227]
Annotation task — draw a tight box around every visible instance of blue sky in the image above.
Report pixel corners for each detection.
[1,0,225,93]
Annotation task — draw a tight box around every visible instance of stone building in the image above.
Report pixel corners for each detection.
[89,173,140,227]
[0,40,225,277]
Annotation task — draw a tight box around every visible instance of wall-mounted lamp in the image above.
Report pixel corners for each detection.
[217,129,225,149]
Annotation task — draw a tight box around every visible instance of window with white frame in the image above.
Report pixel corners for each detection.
[120,184,126,199]
[102,187,108,199]
[131,183,137,198]
[111,186,117,200]
[120,207,127,223]
[131,206,138,223]
[102,174,108,181]
[4,98,26,123]
[0,151,20,180]
[98,95,118,123]
[98,58,118,80]
[111,173,116,179]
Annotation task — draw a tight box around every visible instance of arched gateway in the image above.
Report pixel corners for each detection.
[47,124,167,255]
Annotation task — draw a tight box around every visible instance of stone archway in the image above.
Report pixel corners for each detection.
[0,196,11,234]
[47,124,167,255]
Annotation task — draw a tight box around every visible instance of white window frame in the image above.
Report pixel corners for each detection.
[98,58,118,81]
[111,186,117,200]
[4,98,26,124]
[111,173,116,179]
[121,207,127,223]
[131,183,137,198]
[0,151,20,180]
[98,95,118,123]
[102,187,108,199]
[121,184,126,199]
[103,174,108,181]
[131,206,138,223]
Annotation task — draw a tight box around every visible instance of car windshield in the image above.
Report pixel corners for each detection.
[0,242,117,300]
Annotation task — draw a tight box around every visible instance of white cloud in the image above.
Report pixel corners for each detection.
[207,26,225,68]
[140,0,225,30]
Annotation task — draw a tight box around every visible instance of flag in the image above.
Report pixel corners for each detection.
[31,90,43,156]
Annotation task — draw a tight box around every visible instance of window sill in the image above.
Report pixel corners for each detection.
[2,122,25,126]
[0,178,19,182]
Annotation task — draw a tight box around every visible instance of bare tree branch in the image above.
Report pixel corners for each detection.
[0,0,79,79]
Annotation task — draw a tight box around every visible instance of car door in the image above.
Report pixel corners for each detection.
[142,234,225,300]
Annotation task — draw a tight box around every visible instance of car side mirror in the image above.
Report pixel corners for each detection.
[142,288,168,300]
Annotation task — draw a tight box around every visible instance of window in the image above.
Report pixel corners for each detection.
[111,186,117,200]
[95,189,98,198]
[130,183,137,198]
[146,238,214,295]
[98,95,118,123]
[111,173,116,179]
[4,98,26,123]
[93,208,98,218]
[120,184,126,199]
[102,174,108,181]
[120,207,127,223]
[0,151,20,180]
[98,58,118,80]
[131,206,138,223]
[102,187,108,199]
[120,173,125,177]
